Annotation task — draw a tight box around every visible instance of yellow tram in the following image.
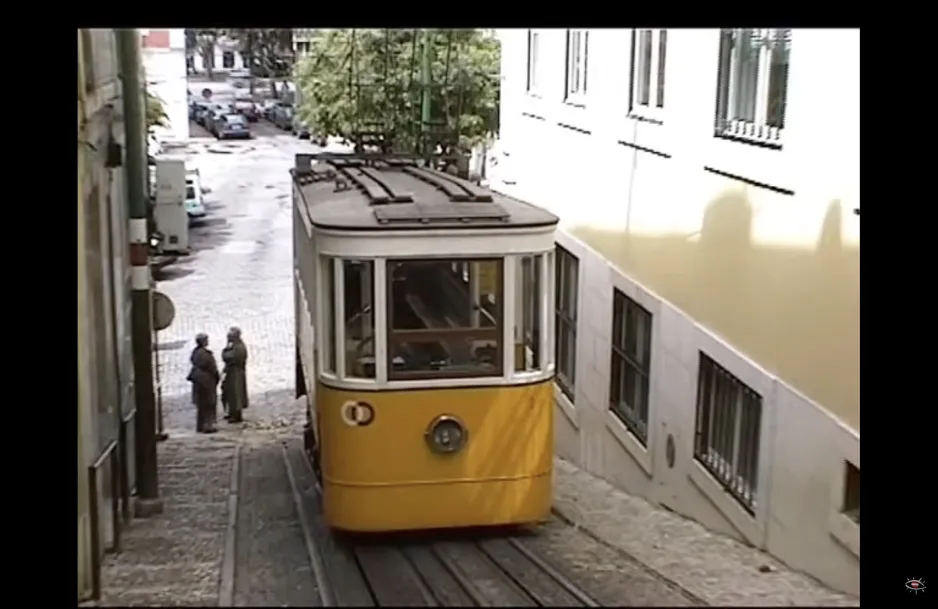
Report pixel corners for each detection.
[292,152,559,532]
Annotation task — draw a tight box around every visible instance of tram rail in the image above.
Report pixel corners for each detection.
[281,440,602,607]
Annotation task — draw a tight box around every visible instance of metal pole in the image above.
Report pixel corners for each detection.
[420,30,432,162]
[153,323,168,442]
[116,28,162,510]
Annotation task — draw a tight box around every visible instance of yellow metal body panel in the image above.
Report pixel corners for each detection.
[316,380,554,532]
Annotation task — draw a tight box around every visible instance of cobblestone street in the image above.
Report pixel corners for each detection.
[96,129,858,607]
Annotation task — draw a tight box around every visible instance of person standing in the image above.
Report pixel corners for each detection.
[222,326,249,423]
[187,333,220,433]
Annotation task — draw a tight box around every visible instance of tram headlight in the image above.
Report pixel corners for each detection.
[425,415,467,455]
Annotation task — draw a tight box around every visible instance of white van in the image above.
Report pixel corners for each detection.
[185,169,206,218]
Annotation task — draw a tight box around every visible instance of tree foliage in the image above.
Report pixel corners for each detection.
[294,29,500,154]
[191,29,220,77]
[225,29,294,77]
[145,90,168,131]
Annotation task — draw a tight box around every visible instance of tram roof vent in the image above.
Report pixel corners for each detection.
[339,166,414,205]
[294,153,314,175]
[373,202,511,226]
[401,166,494,203]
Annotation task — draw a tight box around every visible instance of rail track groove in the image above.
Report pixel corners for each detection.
[281,441,602,607]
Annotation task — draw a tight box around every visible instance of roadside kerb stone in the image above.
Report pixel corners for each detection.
[551,457,859,606]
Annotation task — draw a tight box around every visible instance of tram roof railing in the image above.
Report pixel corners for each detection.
[291,152,559,232]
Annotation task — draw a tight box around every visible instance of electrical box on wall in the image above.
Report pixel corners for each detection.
[154,157,189,254]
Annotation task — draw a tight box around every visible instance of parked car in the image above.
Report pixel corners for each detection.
[185,169,207,218]
[233,97,259,122]
[272,104,294,130]
[260,100,281,122]
[190,100,210,123]
[204,103,235,134]
[194,102,216,127]
[292,119,310,139]
[214,113,251,139]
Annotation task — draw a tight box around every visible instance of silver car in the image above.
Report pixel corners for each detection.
[214,114,251,139]
[272,104,294,130]
[205,103,234,133]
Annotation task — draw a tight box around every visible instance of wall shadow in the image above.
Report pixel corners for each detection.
[571,193,860,431]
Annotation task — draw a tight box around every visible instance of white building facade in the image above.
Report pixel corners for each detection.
[493,29,859,596]
[140,29,189,143]
[190,36,245,74]
[293,28,315,57]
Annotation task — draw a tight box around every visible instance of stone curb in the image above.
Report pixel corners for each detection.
[218,441,242,607]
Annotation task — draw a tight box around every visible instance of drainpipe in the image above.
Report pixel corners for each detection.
[116,28,163,514]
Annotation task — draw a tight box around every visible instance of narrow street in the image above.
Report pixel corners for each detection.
[97,125,858,607]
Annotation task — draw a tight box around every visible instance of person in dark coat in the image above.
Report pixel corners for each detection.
[222,326,249,423]
[187,333,220,433]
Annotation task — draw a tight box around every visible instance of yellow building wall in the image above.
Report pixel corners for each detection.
[501,29,860,434]
[497,28,860,595]
[570,167,860,432]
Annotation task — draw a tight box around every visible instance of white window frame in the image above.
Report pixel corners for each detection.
[714,28,791,148]
[564,29,589,105]
[629,29,667,123]
[526,29,542,95]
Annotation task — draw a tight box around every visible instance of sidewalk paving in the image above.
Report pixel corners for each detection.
[98,432,240,607]
[552,458,859,606]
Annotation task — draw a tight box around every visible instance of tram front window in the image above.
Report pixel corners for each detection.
[387,258,502,380]
[344,260,375,379]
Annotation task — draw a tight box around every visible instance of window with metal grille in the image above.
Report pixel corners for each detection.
[554,246,579,400]
[526,30,541,93]
[714,29,791,148]
[564,30,589,103]
[694,353,763,514]
[609,290,652,445]
[629,29,667,121]
[842,461,859,525]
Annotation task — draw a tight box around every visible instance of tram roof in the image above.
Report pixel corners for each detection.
[291,153,559,232]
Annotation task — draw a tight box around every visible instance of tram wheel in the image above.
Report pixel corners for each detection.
[295,348,307,398]
[303,423,323,487]
[312,445,323,487]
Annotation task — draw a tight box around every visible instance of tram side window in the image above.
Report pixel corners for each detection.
[515,255,542,372]
[343,260,375,379]
[555,246,579,399]
[387,258,503,380]
[321,257,336,374]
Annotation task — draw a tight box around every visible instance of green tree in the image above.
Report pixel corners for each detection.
[225,29,295,83]
[187,28,295,82]
[193,29,219,78]
[295,29,500,155]
[145,90,168,132]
